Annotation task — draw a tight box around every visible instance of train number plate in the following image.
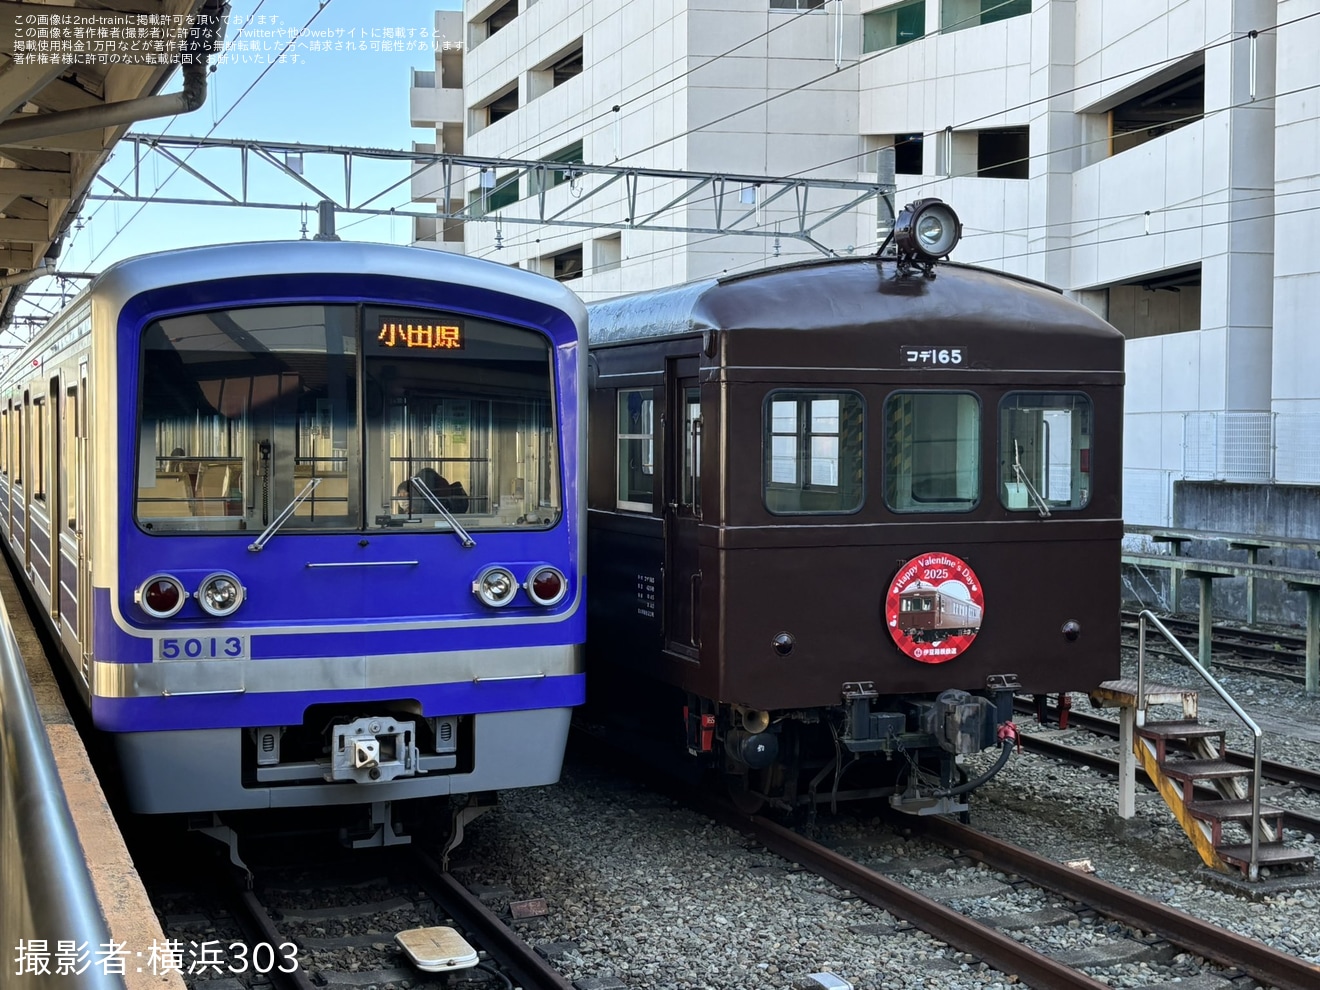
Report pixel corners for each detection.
[901,346,965,366]
[155,635,249,661]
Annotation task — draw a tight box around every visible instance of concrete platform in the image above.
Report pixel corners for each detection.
[0,568,184,990]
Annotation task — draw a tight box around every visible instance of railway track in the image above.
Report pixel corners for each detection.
[1009,702,1320,840]
[702,796,1320,990]
[150,837,572,990]
[1121,611,1309,683]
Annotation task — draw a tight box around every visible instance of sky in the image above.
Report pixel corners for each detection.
[20,0,465,325]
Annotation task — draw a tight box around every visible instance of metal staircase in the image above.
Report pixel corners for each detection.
[1092,610,1314,881]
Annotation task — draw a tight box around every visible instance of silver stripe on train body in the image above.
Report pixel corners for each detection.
[91,643,583,699]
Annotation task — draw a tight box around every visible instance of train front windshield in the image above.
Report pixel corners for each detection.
[134,304,561,533]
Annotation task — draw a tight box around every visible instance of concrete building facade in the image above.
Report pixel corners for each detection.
[411,1,1320,529]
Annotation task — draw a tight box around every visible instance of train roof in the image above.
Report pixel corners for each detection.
[86,240,587,323]
[587,257,1123,372]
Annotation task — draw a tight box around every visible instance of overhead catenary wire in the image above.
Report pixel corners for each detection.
[471,105,1317,273]
[79,0,334,273]
[460,8,1315,262]
[34,3,1320,314]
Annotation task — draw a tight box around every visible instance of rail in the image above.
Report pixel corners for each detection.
[0,598,123,988]
[1136,608,1264,880]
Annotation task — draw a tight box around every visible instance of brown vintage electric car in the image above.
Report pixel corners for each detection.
[585,201,1123,815]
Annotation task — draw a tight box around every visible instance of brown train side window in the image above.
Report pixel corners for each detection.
[1000,392,1092,512]
[616,388,654,512]
[763,391,864,515]
[884,391,980,513]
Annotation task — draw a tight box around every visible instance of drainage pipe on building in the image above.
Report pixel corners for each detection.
[0,0,228,147]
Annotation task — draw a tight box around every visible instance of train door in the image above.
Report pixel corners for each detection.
[664,358,702,659]
[75,365,92,683]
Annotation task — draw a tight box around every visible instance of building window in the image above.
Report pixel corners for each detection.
[979,0,1030,25]
[942,0,1030,33]
[551,44,583,86]
[977,127,1028,179]
[895,133,923,174]
[617,389,654,512]
[593,233,622,273]
[551,245,583,282]
[771,0,826,9]
[884,391,980,513]
[1111,65,1204,156]
[1000,393,1092,511]
[863,1,925,53]
[484,0,517,36]
[487,84,519,125]
[544,140,583,191]
[764,391,864,515]
[469,171,519,216]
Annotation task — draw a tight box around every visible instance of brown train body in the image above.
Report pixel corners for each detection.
[898,583,983,642]
[585,257,1123,813]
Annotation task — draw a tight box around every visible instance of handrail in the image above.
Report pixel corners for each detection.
[1137,608,1263,880]
[0,597,124,988]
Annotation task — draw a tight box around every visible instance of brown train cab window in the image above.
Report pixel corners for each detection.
[616,388,654,512]
[1000,392,1092,512]
[884,391,980,513]
[764,391,864,514]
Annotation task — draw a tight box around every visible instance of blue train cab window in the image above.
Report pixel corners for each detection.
[135,305,561,534]
[1000,392,1092,512]
[136,305,358,531]
[763,391,864,514]
[366,307,561,531]
[884,391,980,513]
[616,388,654,512]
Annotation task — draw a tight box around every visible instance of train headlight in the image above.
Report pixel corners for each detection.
[525,566,568,607]
[196,572,245,618]
[136,574,187,619]
[894,198,961,260]
[473,566,518,608]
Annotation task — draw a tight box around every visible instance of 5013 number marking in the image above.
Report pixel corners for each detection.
[156,635,248,661]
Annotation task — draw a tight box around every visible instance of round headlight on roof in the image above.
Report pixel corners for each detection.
[136,574,187,619]
[196,572,245,618]
[473,566,518,608]
[893,198,962,260]
[525,566,568,607]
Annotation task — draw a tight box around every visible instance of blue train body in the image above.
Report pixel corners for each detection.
[0,241,586,825]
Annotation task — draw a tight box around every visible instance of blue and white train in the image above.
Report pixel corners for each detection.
[0,241,586,843]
